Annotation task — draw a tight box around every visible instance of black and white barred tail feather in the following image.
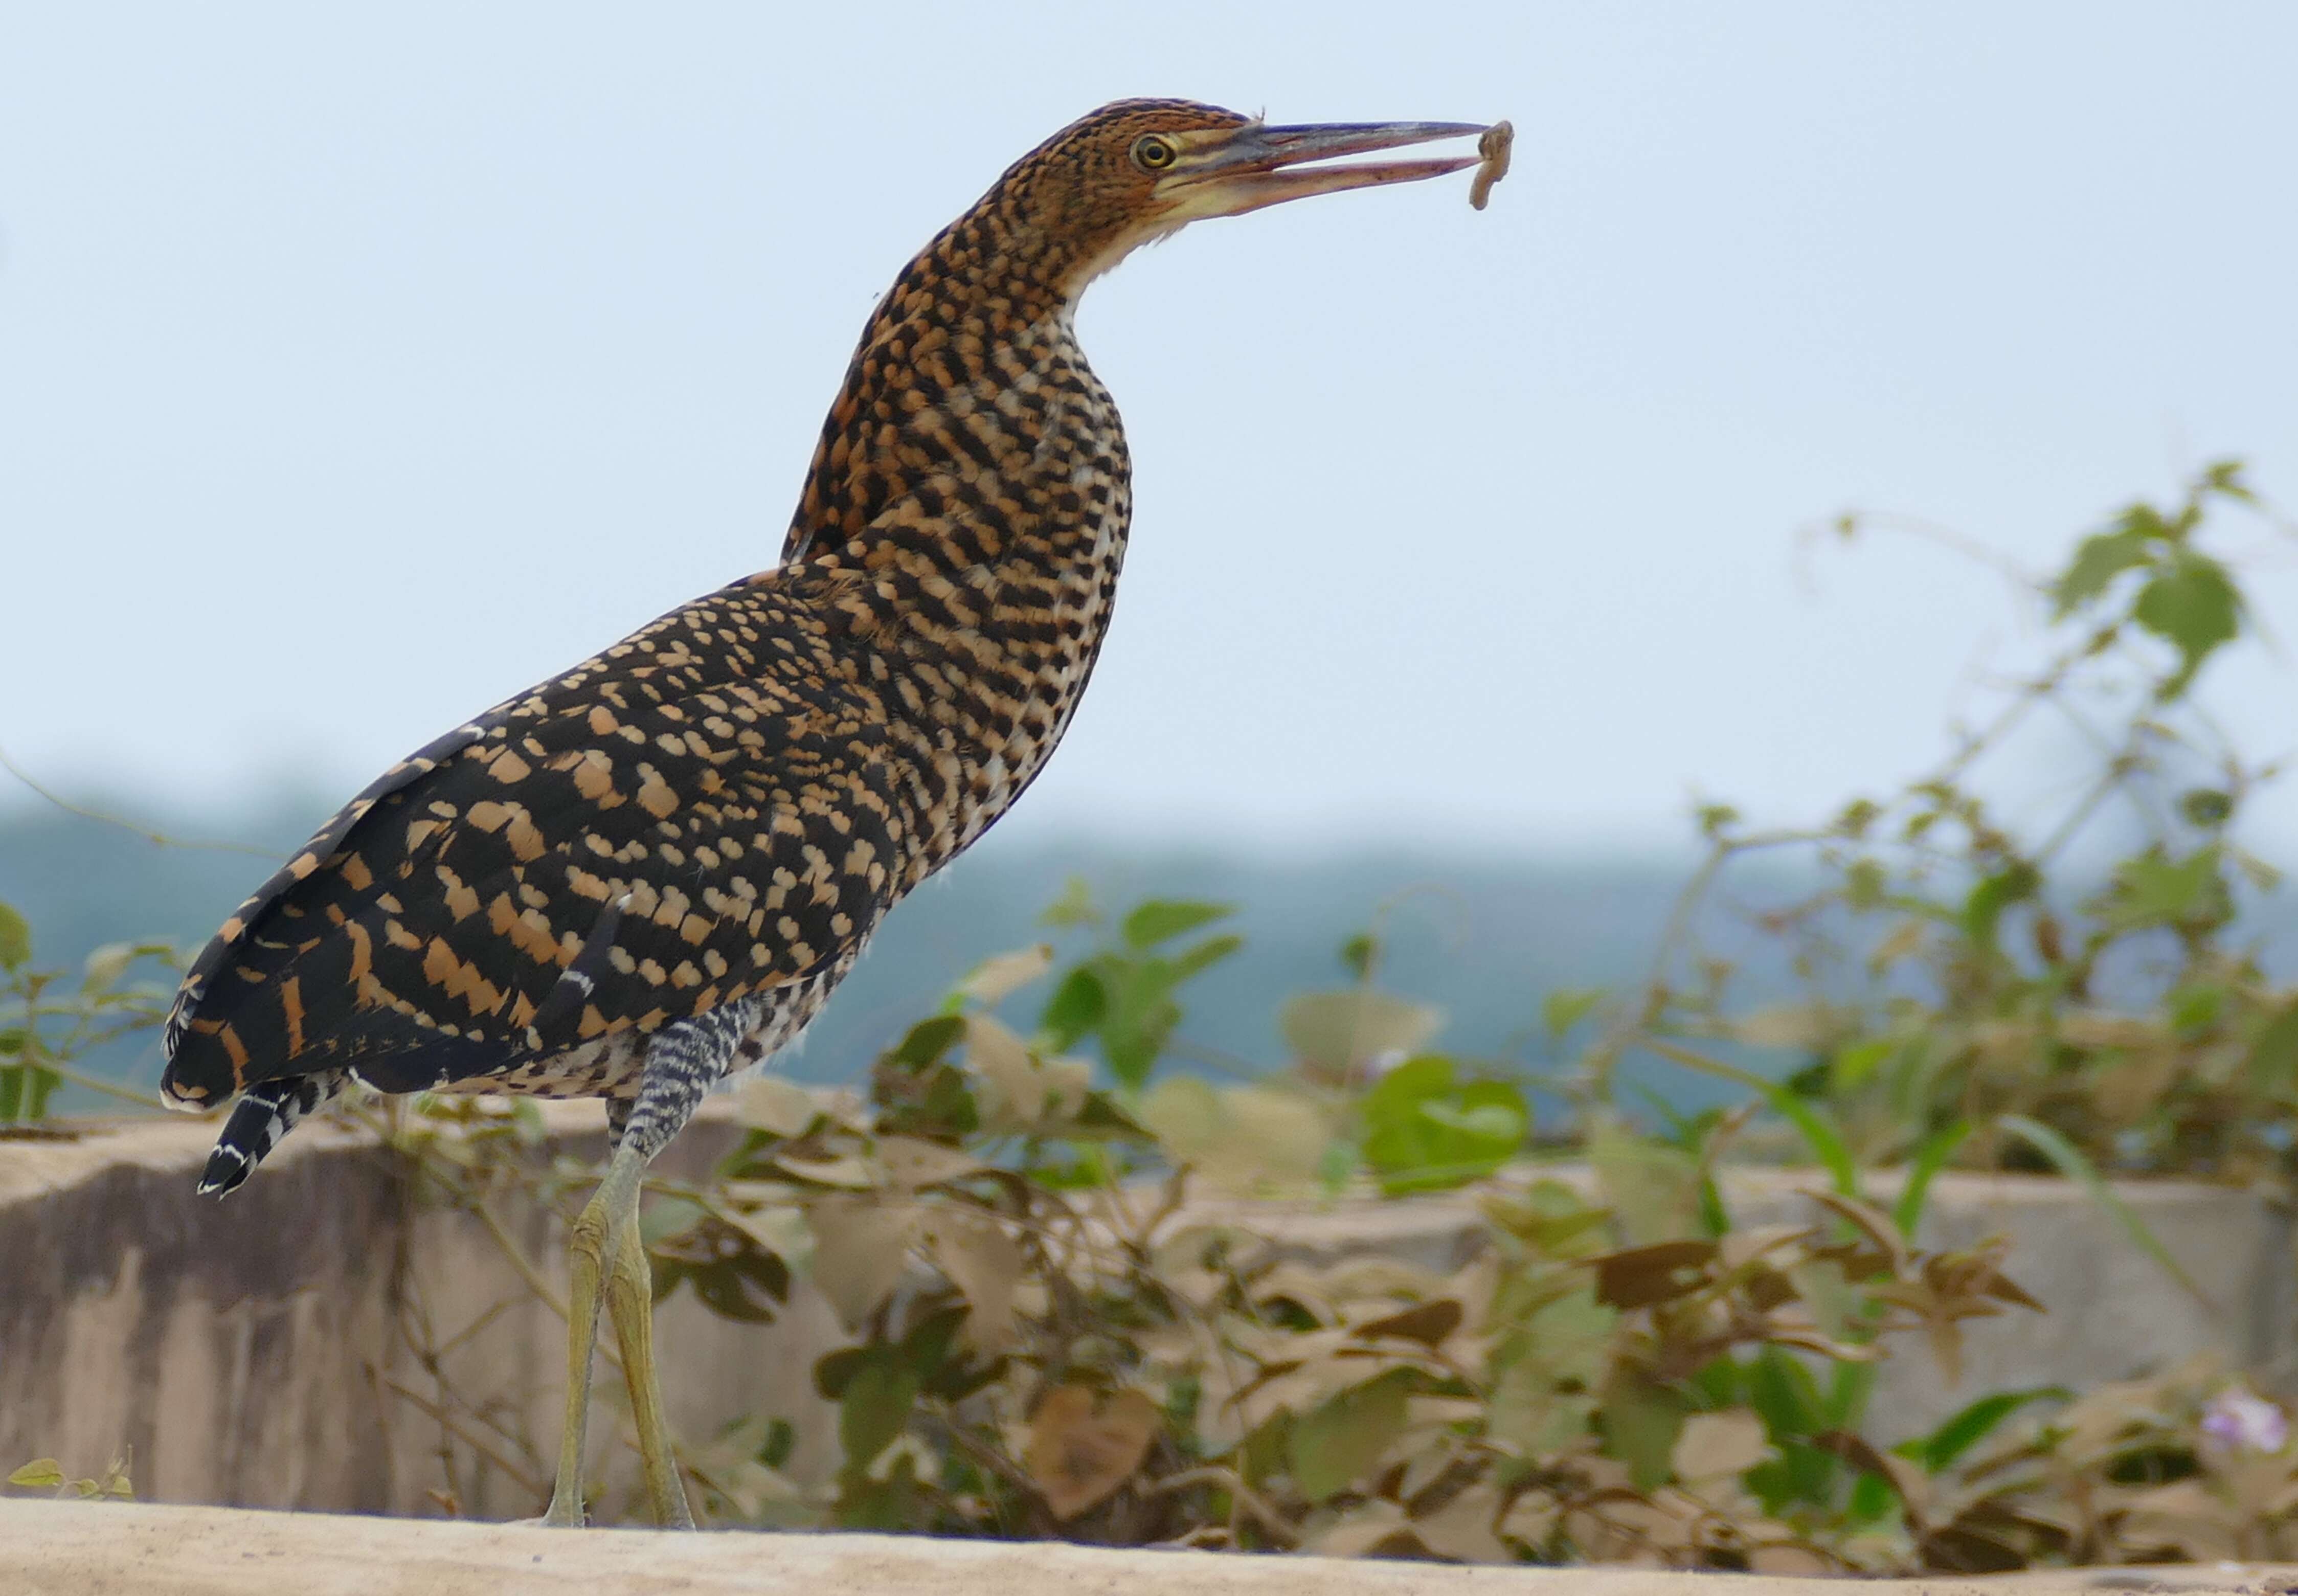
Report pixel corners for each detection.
[198,1071,342,1197]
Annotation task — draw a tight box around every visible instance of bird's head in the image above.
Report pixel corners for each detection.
[980,98,1490,301]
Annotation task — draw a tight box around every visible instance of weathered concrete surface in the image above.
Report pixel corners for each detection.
[0,1103,828,1519]
[2,1107,2291,1520]
[3,1500,2290,1596]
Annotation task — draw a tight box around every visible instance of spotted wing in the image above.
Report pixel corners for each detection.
[160,575,905,1107]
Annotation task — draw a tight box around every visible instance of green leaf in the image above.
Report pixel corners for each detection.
[1598,1369,1687,1491]
[1997,1113,2205,1304]
[1829,1038,1893,1094]
[1823,1358,1879,1434]
[1960,865,2038,955]
[1770,1092,1859,1199]
[1641,1038,1855,1198]
[838,1358,920,1469]
[1039,874,1099,929]
[1905,1387,2068,1475]
[2181,788,2235,828]
[2051,525,2155,616]
[1288,1367,1414,1501]
[1360,1057,1528,1194]
[7,1458,64,1489]
[2200,458,2256,504]
[1338,932,1379,982]
[1542,986,1605,1041]
[2132,552,2240,699]
[2168,983,2226,1034]
[2248,1001,2298,1087]
[889,1014,966,1073]
[1037,966,1108,1052]
[1893,1120,1972,1240]
[0,901,29,972]
[1099,960,1185,1089]
[1119,898,1233,950]
[2105,847,2228,932]
[1169,932,1243,984]
[1746,1345,1828,1440]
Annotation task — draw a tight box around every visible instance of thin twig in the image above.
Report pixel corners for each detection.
[382,1377,548,1500]
[0,744,280,858]
[1147,1465,1298,1547]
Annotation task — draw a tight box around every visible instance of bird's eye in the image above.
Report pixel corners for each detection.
[1132,135,1178,172]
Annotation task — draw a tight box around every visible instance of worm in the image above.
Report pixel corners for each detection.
[1470,121,1513,211]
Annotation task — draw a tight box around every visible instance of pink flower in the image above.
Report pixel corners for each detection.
[2200,1386,2289,1454]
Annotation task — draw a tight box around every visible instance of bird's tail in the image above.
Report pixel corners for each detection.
[198,1071,343,1197]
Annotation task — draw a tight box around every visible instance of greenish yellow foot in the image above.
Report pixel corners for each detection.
[540,1149,690,1527]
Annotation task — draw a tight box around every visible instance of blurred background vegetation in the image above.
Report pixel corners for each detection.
[8,467,2298,1569]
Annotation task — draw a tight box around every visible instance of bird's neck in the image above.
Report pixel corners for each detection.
[779,224,1136,870]
[781,214,1127,582]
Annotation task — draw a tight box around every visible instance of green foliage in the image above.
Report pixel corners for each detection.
[0,898,177,1125]
[1359,1055,1527,1195]
[1584,461,2296,1190]
[650,962,2044,1560]
[10,460,2298,1568]
[6,1450,133,1501]
[1026,889,1241,1089]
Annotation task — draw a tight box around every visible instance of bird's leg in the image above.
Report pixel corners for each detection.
[606,1212,693,1527]
[542,1012,738,1526]
[541,1142,641,1527]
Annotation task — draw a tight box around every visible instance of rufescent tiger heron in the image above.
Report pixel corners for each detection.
[159,99,1504,1527]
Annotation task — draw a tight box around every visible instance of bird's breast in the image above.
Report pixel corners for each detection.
[799,322,1135,884]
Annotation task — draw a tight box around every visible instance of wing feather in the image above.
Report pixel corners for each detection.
[161,575,906,1106]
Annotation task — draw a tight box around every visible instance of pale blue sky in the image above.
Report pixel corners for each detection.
[3,3,2293,855]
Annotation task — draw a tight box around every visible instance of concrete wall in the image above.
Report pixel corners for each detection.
[0,1104,834,1518]
[2,1106,2290,1519]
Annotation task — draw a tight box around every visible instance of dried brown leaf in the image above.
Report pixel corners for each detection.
[967,1013,1049,1124]
[1027,1385,1159,1521]
[1279,990,1444,1081]
[1411,1480,1511,1563]
[805,1195,917,1329]
[1587,1239,1718,1309]
[1355,1298,1465,1348]
[956,943,1053,1006]
[732,1074,819,1137]
[1671,1409,1772,1484]
[1810,1430,1930,1523]
[1309,1500,1424,1558]
[928,1209,1024,1353]
[774,1151,880,1189]
[1802,1188,1908,1273]
[877,1135,982,1190]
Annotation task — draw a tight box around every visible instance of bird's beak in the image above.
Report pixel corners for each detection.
[1155,120,1492,220]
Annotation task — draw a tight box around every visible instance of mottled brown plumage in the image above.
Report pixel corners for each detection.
[158,97,1494,1526]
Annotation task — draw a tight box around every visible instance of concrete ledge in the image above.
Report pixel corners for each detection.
[3,1500,2290,1596]
[3,1106,2292,1518]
